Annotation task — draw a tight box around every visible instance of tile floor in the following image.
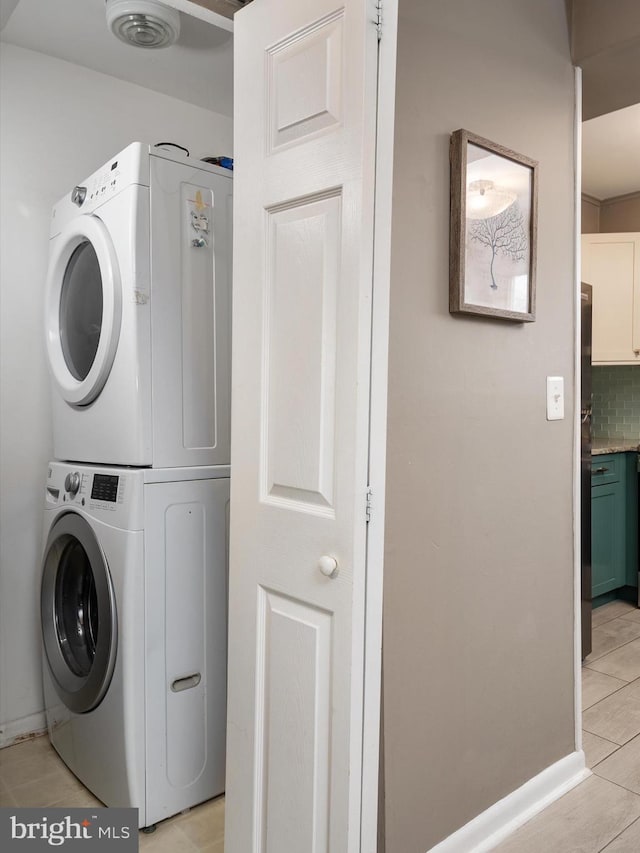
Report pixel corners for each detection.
[496,599,640,852]
[4,601,640,852]
[0,734,224,851]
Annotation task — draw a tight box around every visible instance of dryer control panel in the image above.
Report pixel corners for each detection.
[49,142,150,235]
[83,155,135,208]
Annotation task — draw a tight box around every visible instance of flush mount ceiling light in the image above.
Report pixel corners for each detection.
[466,180,517,220]
[106,0,180,48]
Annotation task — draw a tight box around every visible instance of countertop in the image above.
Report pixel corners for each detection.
[592,439,640,456]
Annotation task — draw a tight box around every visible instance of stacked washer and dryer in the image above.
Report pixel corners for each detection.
[39,142,232,829]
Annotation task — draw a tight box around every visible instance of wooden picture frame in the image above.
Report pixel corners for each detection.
[450,129,538,322]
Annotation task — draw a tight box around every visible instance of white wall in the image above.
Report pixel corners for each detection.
[0,43,233,745]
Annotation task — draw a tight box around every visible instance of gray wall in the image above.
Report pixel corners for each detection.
[600,195,640,233]
[381,2,577,850]
[581,193,640,234]
[582,196,600,233]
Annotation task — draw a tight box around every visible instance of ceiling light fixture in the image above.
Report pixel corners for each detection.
[466,180,516,220]
[106,0,180,49]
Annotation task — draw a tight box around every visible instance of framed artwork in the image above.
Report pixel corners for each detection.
[449,129,538,322]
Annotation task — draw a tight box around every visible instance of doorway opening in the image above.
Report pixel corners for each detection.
[579,98,640,776]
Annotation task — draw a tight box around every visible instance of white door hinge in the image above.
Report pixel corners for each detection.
[365,488,373,522]
[375,0,382,41]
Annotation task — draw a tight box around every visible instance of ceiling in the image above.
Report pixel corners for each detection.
[567,0,640,200]
[568,0,640,121]
[1,0,638,196]
[0,0,234,117]
[582,103,640,200]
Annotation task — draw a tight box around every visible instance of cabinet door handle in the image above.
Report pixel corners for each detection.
[593,466,609,474]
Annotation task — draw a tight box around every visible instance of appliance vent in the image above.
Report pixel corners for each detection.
[106,0,180,49]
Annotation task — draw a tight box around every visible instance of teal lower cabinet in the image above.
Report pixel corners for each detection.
[591,453,639,601]
[591,480,624,596]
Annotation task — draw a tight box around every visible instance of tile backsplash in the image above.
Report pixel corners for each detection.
[592,366,640,439]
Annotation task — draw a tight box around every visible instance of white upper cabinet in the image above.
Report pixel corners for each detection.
[582,233,640,364]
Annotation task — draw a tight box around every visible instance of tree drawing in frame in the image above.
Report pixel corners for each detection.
[469,201,528,290]
[449,129,538,322]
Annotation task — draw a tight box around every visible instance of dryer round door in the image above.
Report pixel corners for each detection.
[41,513,117,714]
[45,215,122,406]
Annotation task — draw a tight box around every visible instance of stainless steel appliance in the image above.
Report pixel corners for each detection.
[581,283,592,659]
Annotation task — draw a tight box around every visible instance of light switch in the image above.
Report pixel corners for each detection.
[547,376,564,421]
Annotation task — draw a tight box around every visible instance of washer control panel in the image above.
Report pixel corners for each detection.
[46,467,90,508]
[45,463,143,529]
[91,473,119,503]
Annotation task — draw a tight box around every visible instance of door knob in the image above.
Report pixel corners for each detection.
[318,556,339,579]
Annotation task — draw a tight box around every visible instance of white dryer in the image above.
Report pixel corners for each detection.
[40,461,229,828]
[45,143,232,467]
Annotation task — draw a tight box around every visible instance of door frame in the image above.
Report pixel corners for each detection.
[573,65,585,758]
[361,1,398,848]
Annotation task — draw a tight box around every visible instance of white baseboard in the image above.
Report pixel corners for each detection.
[428,751,590,853]
[0,711,47,748]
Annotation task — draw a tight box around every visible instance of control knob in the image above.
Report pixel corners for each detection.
[71,186,87,207]
[65,472,80,496]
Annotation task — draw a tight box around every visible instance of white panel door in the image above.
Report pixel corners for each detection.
[226,1,380,851]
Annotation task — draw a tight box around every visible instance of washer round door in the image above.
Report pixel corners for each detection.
[41,513,117,714]
[45,215,122,407]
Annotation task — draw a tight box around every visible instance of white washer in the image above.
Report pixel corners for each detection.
[40,461,229,828]
[45,143,232,467]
